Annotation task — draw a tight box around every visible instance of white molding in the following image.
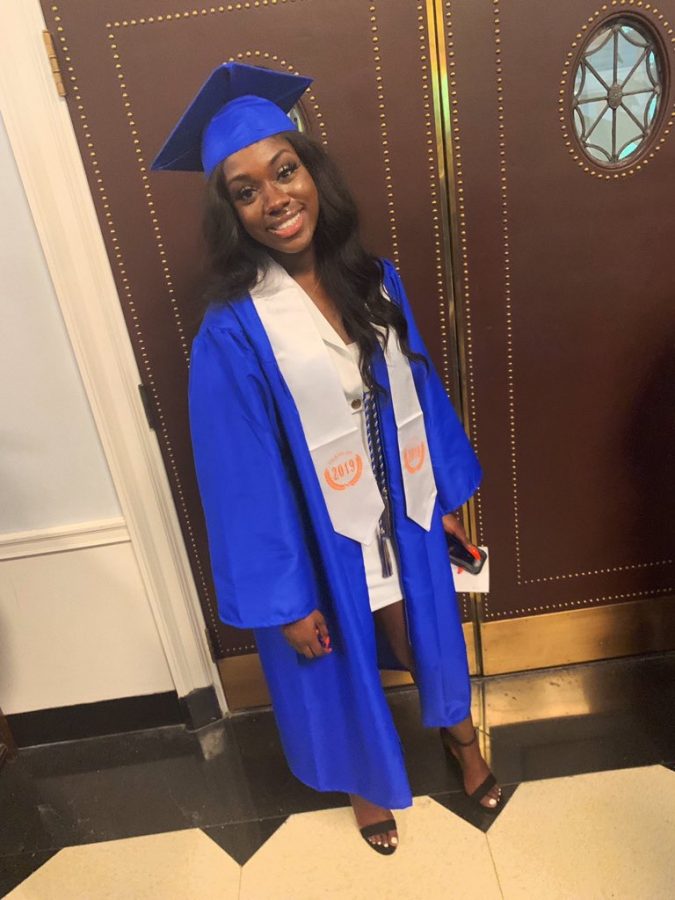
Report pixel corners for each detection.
[0,2,226,712]
[0,518,129,561]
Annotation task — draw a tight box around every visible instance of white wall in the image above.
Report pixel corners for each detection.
[0,113,120,532]
[0,541,174,714]
[0,112,174,715]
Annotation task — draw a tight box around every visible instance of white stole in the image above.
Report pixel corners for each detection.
[250,258,437,543]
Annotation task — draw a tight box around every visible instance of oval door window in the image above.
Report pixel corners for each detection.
[572,17,665,166]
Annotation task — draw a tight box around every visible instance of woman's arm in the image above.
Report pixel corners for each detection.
[188,321,323,631]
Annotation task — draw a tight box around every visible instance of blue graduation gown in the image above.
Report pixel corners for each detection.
[188,259,482,809]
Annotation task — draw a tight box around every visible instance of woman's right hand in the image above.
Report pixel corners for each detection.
[281,610,332,659]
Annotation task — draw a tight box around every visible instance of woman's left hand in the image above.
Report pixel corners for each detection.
[442,511,472,550]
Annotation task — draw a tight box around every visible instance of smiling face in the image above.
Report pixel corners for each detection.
[222,134,320,264]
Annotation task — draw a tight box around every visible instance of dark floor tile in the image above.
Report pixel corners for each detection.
[490,712,666,785]
[430,783,519,832]
[0,848,58,897]
[0,725,229,855]
[202,816,286,865]
[386,689,469,798]
[488,654,675,785]
[226,711,345,819]
[2,652,672,862]
[0,714,341,857]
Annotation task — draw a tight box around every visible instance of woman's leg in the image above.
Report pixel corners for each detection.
[374,600,502,809]
[349,793,398,850]
[348,600,411,850]
[441,717,502,807]
[374,599,415,672]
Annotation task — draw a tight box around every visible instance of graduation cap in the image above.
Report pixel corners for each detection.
[151,62,313,177]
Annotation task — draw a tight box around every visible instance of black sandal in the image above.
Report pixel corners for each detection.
[359,818,398,855]
[440,727,502,812]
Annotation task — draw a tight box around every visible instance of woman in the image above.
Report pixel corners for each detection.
[152,62,502,855]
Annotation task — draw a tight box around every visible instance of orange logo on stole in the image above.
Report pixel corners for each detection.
[323,451,363,491]
[403,441,426,474]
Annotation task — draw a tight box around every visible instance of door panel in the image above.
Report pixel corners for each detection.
[41,0,474,668]
[41,0,674,694]
[440,0,675,649]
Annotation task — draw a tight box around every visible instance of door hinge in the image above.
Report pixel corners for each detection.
[204,627,219,663]
[42,31,66,98]
[137,383,157,431]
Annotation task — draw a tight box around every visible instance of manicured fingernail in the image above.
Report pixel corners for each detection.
[390,836,398,846]
[469,544,481,560]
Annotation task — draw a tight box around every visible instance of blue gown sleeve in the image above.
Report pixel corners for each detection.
[188,320,321,629]
[381,259,482,515]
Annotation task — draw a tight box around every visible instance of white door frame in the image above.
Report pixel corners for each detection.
[0,1,227,714]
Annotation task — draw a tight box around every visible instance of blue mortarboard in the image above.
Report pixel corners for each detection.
[151,62,313,176]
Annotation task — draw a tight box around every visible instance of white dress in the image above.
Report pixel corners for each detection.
[300,296,404,612]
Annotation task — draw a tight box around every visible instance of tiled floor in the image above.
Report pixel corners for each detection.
[2,652,674,898]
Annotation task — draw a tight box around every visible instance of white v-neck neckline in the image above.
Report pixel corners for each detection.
[298,286,353,353]
[264,255,354,352]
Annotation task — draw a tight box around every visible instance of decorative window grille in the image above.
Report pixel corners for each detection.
[573,18,664,166]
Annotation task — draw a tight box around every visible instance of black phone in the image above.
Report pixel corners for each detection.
[446,534,487,575]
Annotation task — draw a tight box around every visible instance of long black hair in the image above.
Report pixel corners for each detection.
[201,130,426,393]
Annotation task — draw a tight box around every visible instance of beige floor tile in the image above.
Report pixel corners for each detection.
[487,766,675,899]
[240,796,502,900]
[5,828,241,900]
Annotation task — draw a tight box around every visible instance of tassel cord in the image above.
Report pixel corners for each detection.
[363,391,394,578]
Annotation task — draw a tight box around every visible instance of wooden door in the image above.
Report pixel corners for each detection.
[438,0,675,672]
[40,0,478,703]
[40,0,675,705]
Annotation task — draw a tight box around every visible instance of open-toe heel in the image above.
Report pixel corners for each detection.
[359,818,398,855]
[440,727,502,813]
